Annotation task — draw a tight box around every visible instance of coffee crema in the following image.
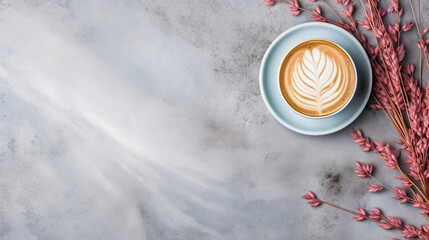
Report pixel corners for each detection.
[279,39,356,117]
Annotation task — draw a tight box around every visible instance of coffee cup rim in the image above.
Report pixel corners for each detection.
[278,39,358,119]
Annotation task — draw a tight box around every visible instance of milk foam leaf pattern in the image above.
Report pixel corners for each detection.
[290,48,346,114]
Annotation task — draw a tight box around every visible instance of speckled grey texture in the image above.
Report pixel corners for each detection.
[0,0,428,239]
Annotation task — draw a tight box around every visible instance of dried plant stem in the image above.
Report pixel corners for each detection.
[420,173,429,197]
[398,75,414,138]
[320,0,342,22]
[380,214,390,223]
[353,127,429,204]
[408,0,429,70]
[361,1,414,138]
[368,174,393,191]
[373,98,406,142]
[371,170,429,222]
[358,1,413,138]
[374,94,407,142]
[318,199,404,230]
[369,173,429,212]
[418,0,423,86]
[396,165,429,203]
[275,0,337,24]
[274,0,357,30]
[420,49,423,86]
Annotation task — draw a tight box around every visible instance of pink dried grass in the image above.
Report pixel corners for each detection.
[265,0,429,238]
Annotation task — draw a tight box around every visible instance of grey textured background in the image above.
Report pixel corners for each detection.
[0,0,428,239]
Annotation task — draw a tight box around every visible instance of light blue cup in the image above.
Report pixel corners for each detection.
[260,22,372,135]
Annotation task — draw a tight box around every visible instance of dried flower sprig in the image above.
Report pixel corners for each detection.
[265,0,429,238]
[302,190,429,238]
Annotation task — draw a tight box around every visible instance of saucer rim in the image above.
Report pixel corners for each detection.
[259,22,372,136]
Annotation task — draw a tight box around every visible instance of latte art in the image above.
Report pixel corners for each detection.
[291,48,346,113]
[280,40,356,117]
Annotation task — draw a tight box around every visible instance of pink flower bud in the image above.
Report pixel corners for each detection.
[368,185,384,192]
[264,0,276,6]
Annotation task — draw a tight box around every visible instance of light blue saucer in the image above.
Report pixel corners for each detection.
[259,22,372,135]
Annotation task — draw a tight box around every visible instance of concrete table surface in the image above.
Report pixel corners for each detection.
[0,0,427,239]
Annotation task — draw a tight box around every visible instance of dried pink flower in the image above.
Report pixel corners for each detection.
[395,176,412,187]
[378,8,387,17]
[369,207,381,220]
[350,129,374,152]
[289,0,301,16]
[402,224,419,238]
[392,187,408,203]
[342,4,353,20]
[374,141,398,169]
[410,194,429,215]
[402,22,414,32]
[353,208,367,221]
[368,184,384,192]
[387,216,403,229]
[341,0,351,6]
[387,0,399,13]
[264,0,276,6]
[417,41,426,50]
[269,0,429,238]
[380,221,394,230]
[355,161,373,177]
[302,191,321,207]
[311,5,325,22]
[397,44,405,62]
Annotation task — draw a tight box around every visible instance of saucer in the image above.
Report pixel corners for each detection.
[259,22,372,135]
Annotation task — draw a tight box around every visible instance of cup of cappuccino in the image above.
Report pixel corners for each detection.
[279,39,357,118]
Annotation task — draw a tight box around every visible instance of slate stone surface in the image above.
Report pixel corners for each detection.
[0,0,428,239]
